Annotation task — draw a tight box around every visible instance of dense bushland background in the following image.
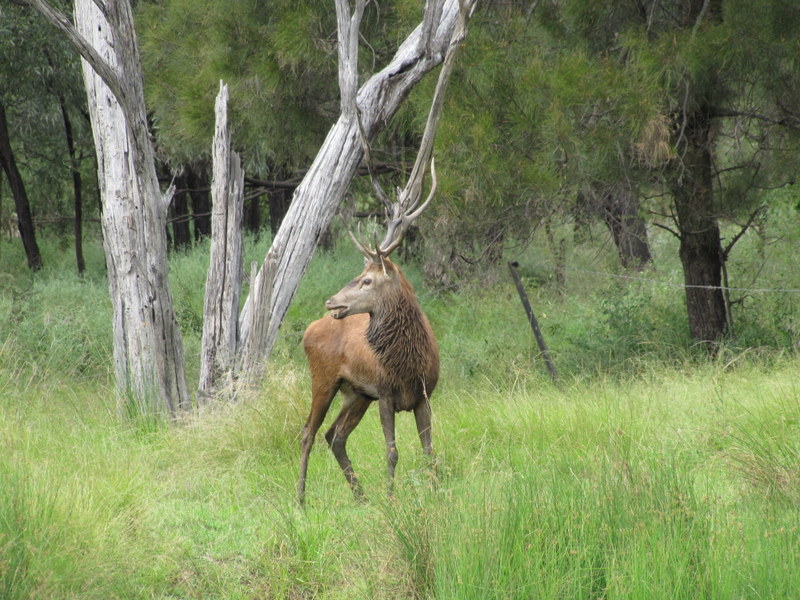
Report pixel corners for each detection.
[1,194,798,598]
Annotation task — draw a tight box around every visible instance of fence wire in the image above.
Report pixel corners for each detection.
[562,267,800,294]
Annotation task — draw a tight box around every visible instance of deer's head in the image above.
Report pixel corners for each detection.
[325,141,437,319]
[325,256,400,319]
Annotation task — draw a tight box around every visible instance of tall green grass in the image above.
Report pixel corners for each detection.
[2,350,798,598]
[0,200,799,598]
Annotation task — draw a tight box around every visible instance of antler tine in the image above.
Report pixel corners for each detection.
[378,157,436,256]
[378,218,403,257]
[348,225,378,262]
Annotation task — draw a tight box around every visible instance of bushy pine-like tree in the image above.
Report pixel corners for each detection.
[428,0,800,344]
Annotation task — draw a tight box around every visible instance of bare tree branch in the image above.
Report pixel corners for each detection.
[712,106,800,131]
[653,221,682,239]
[690,0,710,40]
[420,0,446,55]
[23,0,126,106]
[376,0,470,254]
[335,0,367,116]
[723,205,765,257]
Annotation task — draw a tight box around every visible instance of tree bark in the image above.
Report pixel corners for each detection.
[600,184,652,270]
[71,0,190,416]
[57,93,85,274]
[239,254,277,381]
[198,83,244,401]
[238,0,475,370]
[670,104,727,344]
[0,100,42,271]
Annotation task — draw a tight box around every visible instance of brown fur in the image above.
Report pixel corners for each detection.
[297,258,439,504]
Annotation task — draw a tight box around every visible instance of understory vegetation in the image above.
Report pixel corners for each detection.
[1,206,799,598]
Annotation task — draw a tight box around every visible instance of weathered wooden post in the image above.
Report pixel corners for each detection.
[508,261,558,383]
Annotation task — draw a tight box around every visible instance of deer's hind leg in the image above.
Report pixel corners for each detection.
[325,383,372,501]
[413,400,434,455]
[414,398,438,483]
[298,378,340,506]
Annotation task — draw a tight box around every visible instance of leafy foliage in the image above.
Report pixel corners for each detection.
[136,0,419,175]
[0,1,96,229]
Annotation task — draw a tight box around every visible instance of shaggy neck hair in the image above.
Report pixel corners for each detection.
[365,265,439,402]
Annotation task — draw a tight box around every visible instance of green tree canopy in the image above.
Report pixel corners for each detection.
[423,0,800,341]
[137,0,424,176]
[0,1,94,223]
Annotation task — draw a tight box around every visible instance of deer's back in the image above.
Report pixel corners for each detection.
[303,313,385,398]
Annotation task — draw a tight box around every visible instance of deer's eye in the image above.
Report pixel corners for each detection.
[362,278,372,286]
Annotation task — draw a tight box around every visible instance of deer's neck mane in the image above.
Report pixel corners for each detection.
[365,277,435,384]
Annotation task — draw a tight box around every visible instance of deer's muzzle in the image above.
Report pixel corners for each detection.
[325,298,349,319]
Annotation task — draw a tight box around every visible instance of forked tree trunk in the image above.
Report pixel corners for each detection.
[198,83,244,401]
[29,0,190,415]
[72,0,190,415]
[238,0,474,372]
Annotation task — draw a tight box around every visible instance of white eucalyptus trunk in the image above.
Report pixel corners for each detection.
[238,0,474,372]
[75,0,189,416]
[198,82,244,401]
[238,253,278,381]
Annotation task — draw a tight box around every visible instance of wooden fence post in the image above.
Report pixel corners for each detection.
[508,261,558,383]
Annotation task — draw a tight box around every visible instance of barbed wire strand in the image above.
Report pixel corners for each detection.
[563,267,800,294]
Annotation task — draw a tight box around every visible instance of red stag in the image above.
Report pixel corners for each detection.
[297,162,440,505]
[297,0,469,504]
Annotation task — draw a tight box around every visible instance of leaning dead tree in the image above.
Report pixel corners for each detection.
[238,0,477,380]
[27,0,190,416]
